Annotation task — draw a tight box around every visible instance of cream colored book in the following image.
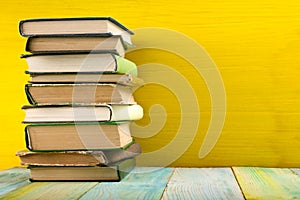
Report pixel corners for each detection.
[22,104,143,123]
[19,17,134,46]
[22,53,137,75]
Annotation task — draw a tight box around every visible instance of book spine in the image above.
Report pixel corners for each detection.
[24,84,36,105]
[25,37,32,52]
[19,20,26,36]
[24,126,33,151]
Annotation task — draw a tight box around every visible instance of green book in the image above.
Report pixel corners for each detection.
[22,104,143,124]
[22,53,137,76]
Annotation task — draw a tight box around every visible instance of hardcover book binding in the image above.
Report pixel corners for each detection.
[19,17,134,46]
[18,17,142,182]
[22,53,137,76]
[26,35,126,57]
[29,158,136,181]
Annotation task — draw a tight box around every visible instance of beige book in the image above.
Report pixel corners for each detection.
[25,84,135,105]
[24,122,134,151]
[28,74,143,86]
[28,158,135,181]
[26,35,126,57]
[17,142,141,166]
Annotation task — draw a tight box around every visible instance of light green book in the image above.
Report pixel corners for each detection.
[22,53,137,76]
[22,104,143,123]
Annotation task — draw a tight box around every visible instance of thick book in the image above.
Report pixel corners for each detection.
[28,158,135,181]
[19,17,134,46]
[26,35,126,57]
[17,142,141,166]
[24,122,134,151]
[25,83,135,105]
[22,104,143,123]
[22,53,137,76]
[28,73,142,86]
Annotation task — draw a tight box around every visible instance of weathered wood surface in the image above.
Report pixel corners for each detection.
[291,168,300,177]
[80,167,174,200]
[0,181,97,200]
[162,168,244,200]
[233,167,300,199]
[0,167,30,196]
[1,167,300,199]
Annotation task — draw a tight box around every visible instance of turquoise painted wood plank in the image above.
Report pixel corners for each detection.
[233,167,300,199]
[0,167,30,196]
[162,168,244,200]
[80,167,174,200]
[291,168,300,176]
[0,182,98,200]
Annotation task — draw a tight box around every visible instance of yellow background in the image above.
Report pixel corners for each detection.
[1,0,300,169]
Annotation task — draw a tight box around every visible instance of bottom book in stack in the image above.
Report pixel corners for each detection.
[17,142,141,181]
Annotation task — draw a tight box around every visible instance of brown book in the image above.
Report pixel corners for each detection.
[17,142,141,166]
[24,122,135,151]
[25,84,135,105]
[28,158,135,181]
[26,35,126,57]
[28,74,143,86]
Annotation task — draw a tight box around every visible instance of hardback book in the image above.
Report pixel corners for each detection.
[19,17,134,46]
[28,158,135,181]
[22,53,137,76]
[26,35,126,57]
[28,73,142,86]
[24,122,134,151]
[25,84,135,105]
[17,142,141,166]
[22,104,143,123]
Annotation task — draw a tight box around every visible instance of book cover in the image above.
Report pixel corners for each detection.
[19,17,134,45]
[22,104,144,123]
[25,35,126,57]
[24,122,135,151]
[28,158,136,181]
[17,142,141,166]
[25,83,136,105]
[21,52,137,76]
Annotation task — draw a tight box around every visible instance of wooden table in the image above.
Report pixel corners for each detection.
[0,167,299,199]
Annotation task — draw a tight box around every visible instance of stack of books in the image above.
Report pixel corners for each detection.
[17,17,143,181]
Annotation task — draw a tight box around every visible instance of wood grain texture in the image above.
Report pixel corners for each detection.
[291,168,300,177]
[162,168,244,199]
[233,167,300,199]
[0,181,97,200]
[80,167,173,200]
[0,167,30,196]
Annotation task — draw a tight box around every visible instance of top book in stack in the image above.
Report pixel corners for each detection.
[19,17,134,57]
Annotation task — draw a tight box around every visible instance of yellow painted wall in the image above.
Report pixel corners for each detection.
[0,0,300,169]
